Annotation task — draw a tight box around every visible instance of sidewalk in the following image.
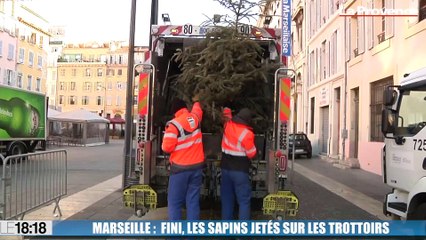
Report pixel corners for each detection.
[128,155,392,221]
[15,143,392,223]
[292,155,391,220]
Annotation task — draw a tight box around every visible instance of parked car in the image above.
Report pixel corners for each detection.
[288,133,312,159]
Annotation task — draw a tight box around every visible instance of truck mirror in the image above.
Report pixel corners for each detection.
[381,108,396,135]
[383,88,397,106]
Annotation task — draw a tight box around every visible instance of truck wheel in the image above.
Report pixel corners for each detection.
[7,142,28,163]
[411,203,426,220]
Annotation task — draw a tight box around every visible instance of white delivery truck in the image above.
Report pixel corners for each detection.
[382,67,426,219]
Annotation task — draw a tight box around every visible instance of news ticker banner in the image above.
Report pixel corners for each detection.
[1,220,426,237]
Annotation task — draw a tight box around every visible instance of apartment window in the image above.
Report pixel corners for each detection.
[106,96,112,106]
[72,69,77,76]
[0,41,2,57]
[321,41,326,80]
[84,82,91,91]
[116,96,122,106]
[298,24,303,51]
[70,82,76,91]
[357,16,365,55]
[7,44,14,60]
[27,75,32,90]
[374,0,394,45]
[37,56,43,69]
[330,30,337,75]
[107,81,113,90]
[5,69,13,86]
[96,82,104,91]
[17,73,22,88]
[18,48,24,63]
[309,51,315,87]
[59,95,65,105]
[329,0,335,15]
[69,96,77,105]
[117,69,123,76]
[30,33,36,44]
[36,78,41,92]
[82,96,89,105]
[85,68,91,77]
[117,82,123,90]
[60,69,65,76]
[346,17,351,61]
[107,69,115,76]
[420,0,426,22]
[29,52,34,67]
[97,68,103,77]
[59,82,66,91]
[310,97,315,134]
[370,77,393,142]
[96,96,102,106]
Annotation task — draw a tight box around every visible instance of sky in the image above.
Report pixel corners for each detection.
[25,0,260,46]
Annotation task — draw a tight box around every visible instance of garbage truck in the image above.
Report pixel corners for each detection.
[0,85,47,157]
[382,67,426,220]
[123,24,298,219]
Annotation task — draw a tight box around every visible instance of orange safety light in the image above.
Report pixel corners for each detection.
[171,28,179,35]
[254,30,262,38]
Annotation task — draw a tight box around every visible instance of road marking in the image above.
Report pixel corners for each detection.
[293,162,389,220]
[23,175,122,220]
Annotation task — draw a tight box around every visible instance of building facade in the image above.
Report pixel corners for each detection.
[0,0,49,94]
[261,0,426,175]
[46,26,65,108]
[344,0,426,174]
[56,41,129,118]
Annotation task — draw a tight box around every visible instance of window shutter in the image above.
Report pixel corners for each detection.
[385,0,395,39]
[345,18,351,61]
[407,0,419,26]
[359,17,365,53]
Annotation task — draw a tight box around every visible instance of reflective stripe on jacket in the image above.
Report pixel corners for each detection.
[221,108,257,172]
[162,102,204,171]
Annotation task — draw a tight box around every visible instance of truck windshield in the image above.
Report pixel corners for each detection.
[396,89,426,136]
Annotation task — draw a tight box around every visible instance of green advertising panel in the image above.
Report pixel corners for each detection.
[0,86,46,140]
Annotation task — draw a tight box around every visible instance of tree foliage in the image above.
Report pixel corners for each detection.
[170,0,280,133]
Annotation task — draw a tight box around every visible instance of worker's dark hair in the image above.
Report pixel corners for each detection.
[170,98,187,114]
[232,108,254,126]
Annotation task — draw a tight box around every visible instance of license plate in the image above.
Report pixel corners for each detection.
[295,149,303,153]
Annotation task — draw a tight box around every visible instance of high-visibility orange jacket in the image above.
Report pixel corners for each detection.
[221,107,257,173]
[162,102,205,173]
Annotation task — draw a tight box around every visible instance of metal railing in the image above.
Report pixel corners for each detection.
[0,150,67,220]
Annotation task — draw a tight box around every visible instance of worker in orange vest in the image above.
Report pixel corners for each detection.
[162,97,205,220]
[220,107,257,220]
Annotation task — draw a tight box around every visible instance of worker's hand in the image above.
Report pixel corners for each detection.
[192,93,200,102]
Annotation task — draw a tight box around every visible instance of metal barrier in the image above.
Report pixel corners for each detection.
[0,150,67,220]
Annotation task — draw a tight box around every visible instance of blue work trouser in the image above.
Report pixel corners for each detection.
[167,168,203,220]
[220,168,251,220]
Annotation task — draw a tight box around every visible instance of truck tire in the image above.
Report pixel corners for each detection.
[7,141,28,163]
[411,203,426,220]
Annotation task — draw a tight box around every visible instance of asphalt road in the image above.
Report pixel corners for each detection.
[43,140,385,221]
